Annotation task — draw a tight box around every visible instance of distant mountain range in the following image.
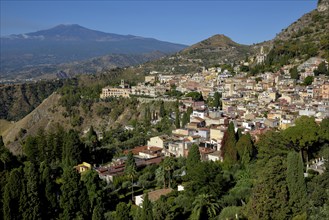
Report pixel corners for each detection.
[0,24,187,79]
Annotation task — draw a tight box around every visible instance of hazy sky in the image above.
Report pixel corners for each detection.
[1,0,318,45]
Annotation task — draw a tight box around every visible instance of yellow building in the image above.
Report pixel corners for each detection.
[100,80,131,98]
[75,162,92,173]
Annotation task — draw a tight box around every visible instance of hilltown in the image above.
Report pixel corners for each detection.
[84,56,329,185]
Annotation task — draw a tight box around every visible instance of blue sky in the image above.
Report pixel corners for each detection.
[1,0,318,45]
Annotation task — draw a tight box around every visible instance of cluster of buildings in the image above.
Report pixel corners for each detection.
[98,57,329,167]
[78,56,329,205]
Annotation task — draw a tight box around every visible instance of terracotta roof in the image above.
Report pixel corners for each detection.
[123,146,148,155]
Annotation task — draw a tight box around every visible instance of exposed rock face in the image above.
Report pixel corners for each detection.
[318,0,329,12]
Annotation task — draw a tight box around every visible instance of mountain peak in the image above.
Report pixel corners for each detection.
[184,34,241,52]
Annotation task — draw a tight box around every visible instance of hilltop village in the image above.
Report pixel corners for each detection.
[95,56,329,185]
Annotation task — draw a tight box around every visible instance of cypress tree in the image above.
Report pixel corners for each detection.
[213,92,221,109]
[286,151,307,215]
[60,167,83,219]
[0,136,4,147]
[115,202,131,220]
[222,122,238,164]
[236,133,254,165]
[182,112,189,128]
[159,101,166,118]
[187,144,201,173]
[62,129,83,167]
[92,203,105,220]
[3,167,25,220]
[23,162,42,220]
[41,163,58,216]
[175,108,180,129]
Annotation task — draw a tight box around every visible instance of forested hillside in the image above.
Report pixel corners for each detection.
[0,116,328,219]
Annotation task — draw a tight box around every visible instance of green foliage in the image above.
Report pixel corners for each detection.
[186,161,228,198]
[245,156,290,220]
[92,203,105,220]
[283,116,319,162]
[186,144,200,174]
[222,122,238,164]
[0,80,64,121]
[213,91,222,109]
[62,129,85,167]
[3,167,25,220]
[0,136,16,171]
[125,151,137,201]
[314,61,329,76]
[236,133,255,166]
[141,193,153,220]
[185,91,204,101]
[175,108,180,129]
[303,76,314,86]
[60,167,90,219]
[191,194,219,220]
[163,157,175,188]
[165,86,183,98]
[286,152,307,215]
[22,161,42,220]
[290,66,300,80]
[181,112,189,128]
[115,202,131,220]
[144,106,152,127]
[81,170,105,211]
[219,206,241,220]
[159,101,166,118]
[240,65,250,72]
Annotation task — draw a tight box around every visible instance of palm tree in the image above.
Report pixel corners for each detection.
[163,157,175,188]
[155,166,165,188]
[126,165,137,201]
[191,194,219,220]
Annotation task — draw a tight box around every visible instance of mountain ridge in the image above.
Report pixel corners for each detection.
[1,24,187,79]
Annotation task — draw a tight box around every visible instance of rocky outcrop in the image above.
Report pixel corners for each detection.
[318,0,329,12]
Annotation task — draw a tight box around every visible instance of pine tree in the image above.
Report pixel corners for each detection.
[286,151,307,216]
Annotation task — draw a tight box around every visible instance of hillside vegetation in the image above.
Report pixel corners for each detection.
[0,80,64,121]
[250,8,329,73]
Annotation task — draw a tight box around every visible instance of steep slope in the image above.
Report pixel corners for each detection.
[0,80,64,121]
